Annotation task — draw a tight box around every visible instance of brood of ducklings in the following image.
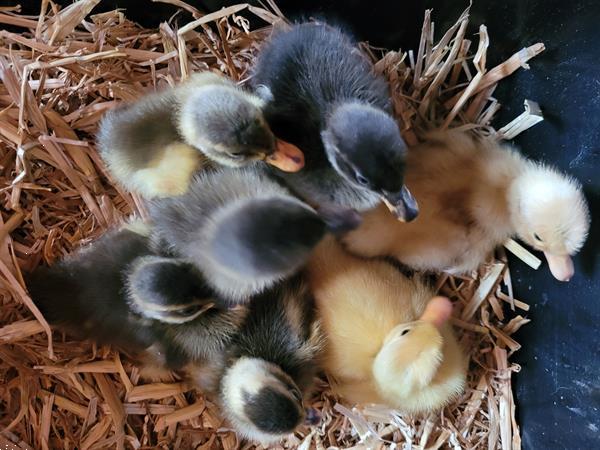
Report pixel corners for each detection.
[308,237,466,413]
[149,166,361,303]
[342,130,590,281]
[27,224,323,444]
[251,22,419,221]
[97,71,304,198]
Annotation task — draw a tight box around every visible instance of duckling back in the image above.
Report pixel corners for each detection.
[149,167,330,302]
[219,273,323,443]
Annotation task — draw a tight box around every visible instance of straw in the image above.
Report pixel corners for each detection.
[0,2,544,448]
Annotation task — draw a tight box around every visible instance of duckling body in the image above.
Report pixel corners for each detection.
[149,167,359,302]
[27,224,323,443]
[343,131,590,281]
[252,23,418,221]
[27,224,239,369]
[308,237,466,413]
[97,72,304,198]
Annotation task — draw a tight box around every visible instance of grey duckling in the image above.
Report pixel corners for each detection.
[97,71,304,198]
[251,22,418,221]
[27,224,323,444]
[149,166,361,303]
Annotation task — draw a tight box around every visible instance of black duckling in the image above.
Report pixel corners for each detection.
[251,22,419,221]
[149,166,361,303]
[26,224,236,369]
[27,224,322,444]
[97,71,304,198]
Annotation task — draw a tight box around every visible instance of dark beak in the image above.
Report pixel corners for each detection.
[381,185,419,222]
[304,407,321,426]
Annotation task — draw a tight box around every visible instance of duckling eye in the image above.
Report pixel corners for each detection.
[533,233,543,242]
[178,305,202,317]
[355,173,369,186]
[227,152,244,160]
[400,329,410,336]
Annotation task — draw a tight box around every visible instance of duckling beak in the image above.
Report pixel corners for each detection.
[420,296,453,329]
[543,252,575,282]
[264,139,305,172]
[381,185,419,222]
[304,407,321,425]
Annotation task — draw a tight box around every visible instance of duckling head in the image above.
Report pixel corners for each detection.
[321,102,419,221]
[221,357,305,443]
[127,256,216,324]
[372,296,454,409]
[509,163,590,281]
[207,197,328,285]
[179,85,304,172]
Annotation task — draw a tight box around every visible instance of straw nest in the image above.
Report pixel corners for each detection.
[0,1,545,449]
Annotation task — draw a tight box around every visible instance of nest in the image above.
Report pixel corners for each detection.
[0,1,545,449]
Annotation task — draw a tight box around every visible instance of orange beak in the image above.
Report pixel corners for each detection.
[543,252,575,282]
[264,139,305,172]
[420,296,453,329]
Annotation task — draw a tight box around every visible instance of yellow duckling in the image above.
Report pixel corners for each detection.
[308,237,466,413]
[97,71,304,198]
[342,130,590,281]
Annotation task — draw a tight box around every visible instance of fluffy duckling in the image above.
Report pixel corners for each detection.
[342,130,590,281]
[27,225,323,443]
[217,274,323,443]
[97,71,304,198]
[308,237,466,413]
[251,22,419,221]
[26,224,236,368]
[149,166,361,303]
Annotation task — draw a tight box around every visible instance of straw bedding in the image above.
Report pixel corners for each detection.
[0,1,544,449]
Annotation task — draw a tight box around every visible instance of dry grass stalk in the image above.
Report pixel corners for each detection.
[0,2,545,448]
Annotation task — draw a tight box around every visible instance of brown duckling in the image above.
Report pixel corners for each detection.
[97,71,304,198]
[342,130,590,281]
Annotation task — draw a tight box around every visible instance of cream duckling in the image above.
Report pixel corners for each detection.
[97,71,304,198]
[150,167,361,303]
[342,130,590,281]
[27,225,323,443]
[308,237,466,413]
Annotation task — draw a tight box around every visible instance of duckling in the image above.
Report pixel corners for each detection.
[342,130,590,281]
[97,71,304,198]
[26,224,236,368]
[27,225,323,443]
[217,273,323,443]
[308,237,466,413]
[251,22,418,221]
[149,166,361,303]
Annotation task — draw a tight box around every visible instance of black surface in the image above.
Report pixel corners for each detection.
[20,1,600,448]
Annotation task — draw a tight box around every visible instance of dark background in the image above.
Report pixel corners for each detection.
[18,1,600,448]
